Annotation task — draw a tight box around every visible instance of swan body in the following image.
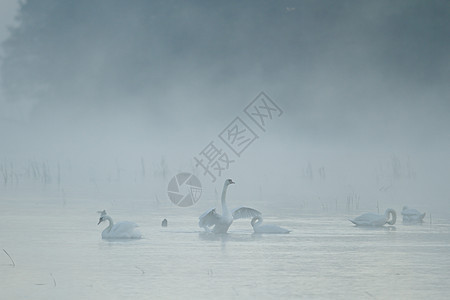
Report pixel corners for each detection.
[350,208,397,226]
[97,211,142,239]
[401,206,425,223]
[199,179,261,233]
[251,216,290,234]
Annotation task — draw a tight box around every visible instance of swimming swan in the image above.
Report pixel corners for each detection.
[199,179,261,233]
[350,208,397,226]
[401,206,425,223]
[97,210,142,239]
[251,216,290,234]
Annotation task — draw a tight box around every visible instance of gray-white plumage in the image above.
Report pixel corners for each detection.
[199,179,261,233]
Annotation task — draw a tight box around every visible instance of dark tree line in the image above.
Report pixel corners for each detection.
[1,0,448,113]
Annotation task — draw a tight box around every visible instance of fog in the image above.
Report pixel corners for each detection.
[1,0,449,216]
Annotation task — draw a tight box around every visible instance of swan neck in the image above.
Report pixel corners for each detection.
[221,183,230,215]
[104,215,114,232]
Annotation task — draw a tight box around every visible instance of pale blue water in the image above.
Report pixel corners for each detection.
[1,199,450,299]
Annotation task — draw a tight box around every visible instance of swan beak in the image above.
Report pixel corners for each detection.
[230,180,235,184]
[97,219,102,225]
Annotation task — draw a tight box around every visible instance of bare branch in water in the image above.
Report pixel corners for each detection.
[50,273,57,287]
[135,266,145,275]
[3,249,15,267]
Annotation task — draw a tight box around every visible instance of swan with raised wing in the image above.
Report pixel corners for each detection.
[251,216,290,234]
[97,210,142,239]
[199,179,261,233]
[350,208,396,226]
[401,206,425,223]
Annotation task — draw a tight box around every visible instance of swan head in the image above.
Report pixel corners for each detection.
[98,215,106,225]
[251,216,263,227]
[225,179,235,186]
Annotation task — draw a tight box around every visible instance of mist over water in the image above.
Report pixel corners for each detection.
[0,0,448,214]
[1,1,450,299]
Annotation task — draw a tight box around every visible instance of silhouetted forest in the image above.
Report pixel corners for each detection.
[1,0,448,113]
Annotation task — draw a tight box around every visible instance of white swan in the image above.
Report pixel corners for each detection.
[251,216,290,234]
[350,208,397,226]
[401,206,425,223]
[199,179,261,233]
[97,210,142,239]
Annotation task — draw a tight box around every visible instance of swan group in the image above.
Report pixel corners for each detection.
[401,206,425,224]
[251,216,290,234]
[199,179,262,233]
[350,209,397,227]
[94,180,429,238]
[97,210,142,239]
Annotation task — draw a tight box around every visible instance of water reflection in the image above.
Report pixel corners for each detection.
[351,225,397,231]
